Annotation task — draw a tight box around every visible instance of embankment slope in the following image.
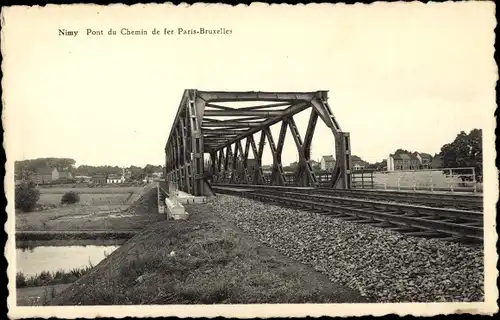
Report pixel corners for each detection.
[50,202,365,305]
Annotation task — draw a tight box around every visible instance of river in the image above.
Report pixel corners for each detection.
[16,244,120,277]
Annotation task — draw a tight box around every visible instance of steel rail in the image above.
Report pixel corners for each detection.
[212,187,483,243]
[212,183,483,210]
[261,190,483,222]
[314,188,483,210]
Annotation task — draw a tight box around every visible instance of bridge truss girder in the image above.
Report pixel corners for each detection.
[165,90,352,196]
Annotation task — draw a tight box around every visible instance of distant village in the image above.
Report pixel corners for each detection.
[265,151,443,175]
[203,150,444,177]
[14,162,165,186]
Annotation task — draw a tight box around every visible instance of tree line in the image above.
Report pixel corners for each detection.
[15,159,164,180]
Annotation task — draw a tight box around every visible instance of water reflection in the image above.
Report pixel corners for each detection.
[17,239,127,251]
[16,245,119,277]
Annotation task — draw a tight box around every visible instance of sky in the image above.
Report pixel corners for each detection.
[3,2,496,168]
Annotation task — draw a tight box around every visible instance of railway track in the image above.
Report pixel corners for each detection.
[212,186,483,244]
[213,183,483,211]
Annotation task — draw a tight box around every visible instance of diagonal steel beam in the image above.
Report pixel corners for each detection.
[248,134,265,184]
[235,140,248,183]
[303,109,318,159]
[287,116,317,187]
[263,127,285,186]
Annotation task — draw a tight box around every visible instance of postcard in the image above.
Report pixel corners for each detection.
[2,2,498,318]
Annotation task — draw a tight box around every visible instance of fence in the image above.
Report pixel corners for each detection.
[351,169,376,189]
[373,167,479,193]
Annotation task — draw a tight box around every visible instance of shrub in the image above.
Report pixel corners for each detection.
[15,182,40,212]
[61,191,80,204]
[16,272,27,288]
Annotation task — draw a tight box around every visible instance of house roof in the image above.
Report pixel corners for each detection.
[108,175,122,179]
[409,153,420,160]
[92,174,108,178]
[392,153,411,160]
[419,152,432,158]
[37,167,56,175]
[322,155,335,162]
[351,155,368,164]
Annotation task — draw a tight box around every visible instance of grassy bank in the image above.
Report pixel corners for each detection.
[17,283,72,306]
[49,203,365,305]
[17,265,94,288]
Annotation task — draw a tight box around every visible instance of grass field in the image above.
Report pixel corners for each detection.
[38,193,134,206]
[16,184,163,232]
[38,186,144,194]
[36,185,144,206]
[368,171,478,191]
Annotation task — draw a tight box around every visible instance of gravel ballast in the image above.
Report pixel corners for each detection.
[207,195,484,303]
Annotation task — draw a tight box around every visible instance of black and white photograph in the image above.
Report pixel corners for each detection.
[2,2,497,318]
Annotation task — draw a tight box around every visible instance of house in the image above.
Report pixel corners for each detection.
[123,169,132,179]
[310,159,320,168]
[143,176,154,183]
[419,153,433,169]
[289,161,299,169]
[388,152,435,171]
[387,153,412,171]
[33,167,59,184]
[92,174,108,184]
[75,175,92,183]
[261,164,272,174]
[152,171,163,178]
[320,155,335,171]
[107,174,125,184]
[351,155,368,171]
[409,153,422,170]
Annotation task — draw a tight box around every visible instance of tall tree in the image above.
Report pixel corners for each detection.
[15,158,76,175]
[393,149,411,155]
[439,129,482,180]
[143,164,156,175]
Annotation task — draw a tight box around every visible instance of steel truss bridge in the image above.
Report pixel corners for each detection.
[165,90,352,196]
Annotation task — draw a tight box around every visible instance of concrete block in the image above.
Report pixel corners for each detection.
[176,191,207,204]
[165,198,189,220]
[177,196,207,204]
